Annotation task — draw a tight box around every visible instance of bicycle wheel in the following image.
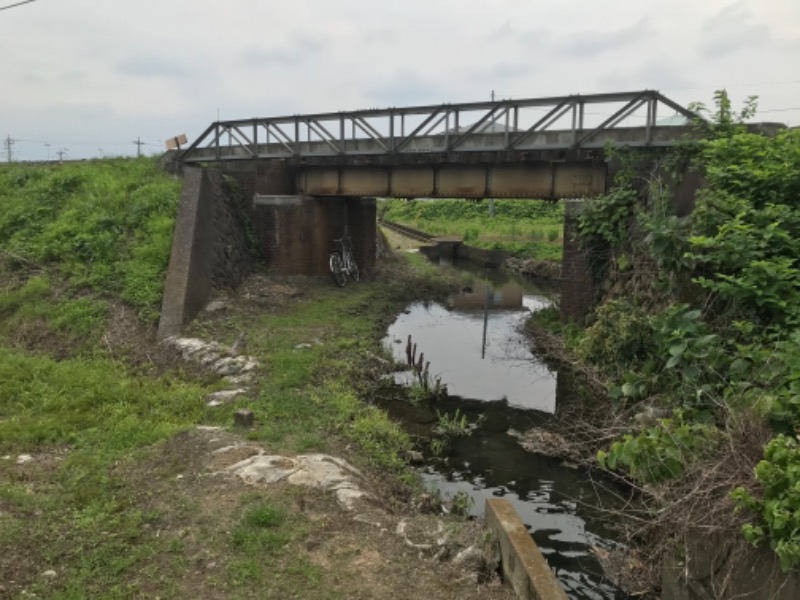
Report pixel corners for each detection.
[329,253,347,287]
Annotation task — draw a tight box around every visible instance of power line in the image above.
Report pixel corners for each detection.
[758,107,800,113]
[0,0,36,12]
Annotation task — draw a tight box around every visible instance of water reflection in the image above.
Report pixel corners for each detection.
[415,397,630,600]
[382,271,557,412]
[381,261,630,599]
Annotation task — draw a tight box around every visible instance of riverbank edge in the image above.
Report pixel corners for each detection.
[0,248,524,598]
[523,308,800,600]
[521,310,663,595]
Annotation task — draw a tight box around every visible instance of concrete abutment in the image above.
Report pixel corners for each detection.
[251,194,376,277]
[158,167,251,338]
[158,164,377,337]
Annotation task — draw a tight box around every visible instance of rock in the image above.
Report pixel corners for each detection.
[224,373,256,385]
[213,356,259,377]
[204,300,228,313]
[205,389,247,407]
[16,454,34,465]
[452,545,484,569]
[234,409,254,428]
[168,337,217,359]
[223,452,368,509]
[405,450,425,465]
[212,357,243,376]
[229,331,245,355]
[41,570,57,578]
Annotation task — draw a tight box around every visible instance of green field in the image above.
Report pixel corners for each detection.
[380,198,564,261]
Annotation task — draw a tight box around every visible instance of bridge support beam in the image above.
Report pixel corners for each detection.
[251,195,376,277]
[295,162,607,200]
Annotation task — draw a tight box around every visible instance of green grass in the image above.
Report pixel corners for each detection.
[202,279,421,473]
[226,494,324,595]
[0,157,180,320]
[0,159,471,597]
[0,347,211,451]
[0,274,422,596]
[380,198,564,260]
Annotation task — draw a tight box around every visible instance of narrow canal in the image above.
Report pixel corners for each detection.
[381,261,630,600]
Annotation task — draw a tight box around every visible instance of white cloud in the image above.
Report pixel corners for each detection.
[1,0,798,160]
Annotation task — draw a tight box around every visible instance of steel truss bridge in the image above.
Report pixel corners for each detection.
[179,90,699,199]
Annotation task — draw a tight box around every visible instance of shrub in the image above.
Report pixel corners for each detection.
[732,434,800,571]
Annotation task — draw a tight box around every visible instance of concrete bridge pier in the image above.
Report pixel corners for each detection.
[251,194,376,277]
[560,199,596,323]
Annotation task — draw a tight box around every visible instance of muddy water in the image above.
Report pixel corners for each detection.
[381,265,630,600]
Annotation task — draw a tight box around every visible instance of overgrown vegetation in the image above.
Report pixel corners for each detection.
[380,198,564,260]
[0,158,490,598]
[569,91,800,571]
[0,158,180,324]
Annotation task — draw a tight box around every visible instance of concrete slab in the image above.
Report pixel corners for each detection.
[485,498,568,600]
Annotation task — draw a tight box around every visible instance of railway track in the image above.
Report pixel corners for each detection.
[378,219,440,242]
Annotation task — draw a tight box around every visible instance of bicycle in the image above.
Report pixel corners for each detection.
[329,236,359,287]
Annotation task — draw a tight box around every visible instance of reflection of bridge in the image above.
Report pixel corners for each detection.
[451,282,524,311]
[180,90,697,199]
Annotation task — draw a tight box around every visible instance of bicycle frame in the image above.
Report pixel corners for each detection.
[329,236,359,286]
[331,238,351,268]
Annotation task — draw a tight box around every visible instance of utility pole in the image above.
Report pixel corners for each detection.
[132,137,144,157]
[4,134,15,162]
[57,148,67,161]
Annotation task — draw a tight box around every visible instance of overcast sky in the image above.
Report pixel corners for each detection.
[2,0,798,161]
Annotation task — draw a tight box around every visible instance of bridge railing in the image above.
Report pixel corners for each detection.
[180,90,699,163]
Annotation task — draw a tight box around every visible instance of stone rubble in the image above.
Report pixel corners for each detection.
[163,335,259,384]
[204,389,248,407]
[219,450,369,510]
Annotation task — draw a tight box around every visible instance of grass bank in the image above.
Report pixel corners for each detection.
[380,198,563,261]
[2,159,509,598]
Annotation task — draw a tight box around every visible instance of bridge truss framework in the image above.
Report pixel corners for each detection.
[180,90,699,165]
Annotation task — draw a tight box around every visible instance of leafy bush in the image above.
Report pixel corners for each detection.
[686,195,800,328]
[732,434,800,571]
[578,92,800,565]
[597,417,718,484]
[578,300,653,374]
[576,187,637,248]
